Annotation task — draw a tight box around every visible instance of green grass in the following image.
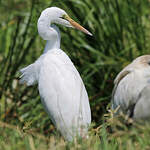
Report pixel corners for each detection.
[0,0,150,149]
[1,115,150,150]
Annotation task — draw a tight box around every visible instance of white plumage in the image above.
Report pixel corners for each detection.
[112,55,150,120]
[20,7,91,141]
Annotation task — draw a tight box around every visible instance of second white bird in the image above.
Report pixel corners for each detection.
[112,55,150,121]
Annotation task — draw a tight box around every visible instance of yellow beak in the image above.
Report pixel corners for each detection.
[64,15,92,36]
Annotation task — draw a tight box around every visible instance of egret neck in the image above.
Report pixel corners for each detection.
[37,14,61,53]
[44,25,61,53]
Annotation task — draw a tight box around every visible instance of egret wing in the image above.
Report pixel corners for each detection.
[19,55,45,86]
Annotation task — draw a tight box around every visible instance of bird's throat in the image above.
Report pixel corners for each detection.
[43,25,61,53]
[44,39,60,53]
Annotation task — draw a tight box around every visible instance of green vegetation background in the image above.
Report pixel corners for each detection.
[0,0,150,149]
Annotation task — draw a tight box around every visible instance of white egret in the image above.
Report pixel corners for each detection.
[111,55,150,121]
[19,7,92,141]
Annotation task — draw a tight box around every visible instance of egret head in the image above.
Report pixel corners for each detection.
[132,55,150,69]
[38,7,92,36]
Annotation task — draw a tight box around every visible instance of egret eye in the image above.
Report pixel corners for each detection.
[60,14,66,19]
[60,14,68,20]
[60,16,65,19]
